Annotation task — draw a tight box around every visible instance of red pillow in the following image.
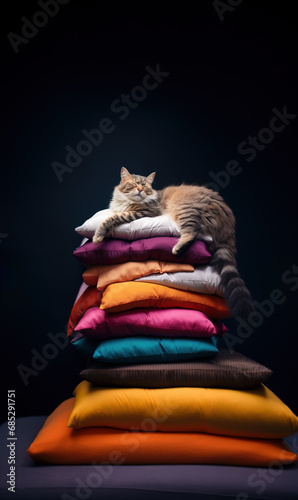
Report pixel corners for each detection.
[67,287,101,336]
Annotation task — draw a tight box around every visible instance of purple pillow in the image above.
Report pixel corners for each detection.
[73,237,211,266]
[71,306,227,342]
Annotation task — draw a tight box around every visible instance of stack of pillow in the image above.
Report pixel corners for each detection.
[27,210,298,466]
[68,210,230,365]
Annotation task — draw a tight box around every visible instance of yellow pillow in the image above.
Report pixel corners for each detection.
[68,381,298,439]
[100,282,230,319]
[83,260,194,290]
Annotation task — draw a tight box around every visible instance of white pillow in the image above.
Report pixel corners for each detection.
[75,209,212,242]
[135,265,223,296]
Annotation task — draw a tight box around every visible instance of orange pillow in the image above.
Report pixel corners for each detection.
[83,260,194,289]
[27,398,297,466]
[67,287,101,337]
[100,282,230,319]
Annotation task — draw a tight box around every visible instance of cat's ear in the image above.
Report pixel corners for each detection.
[146,172,156,184]
[120,167,131,182]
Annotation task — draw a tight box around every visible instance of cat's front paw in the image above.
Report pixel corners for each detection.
[172,244,182,255]
[92,234,104,245]
[93,224,106,245]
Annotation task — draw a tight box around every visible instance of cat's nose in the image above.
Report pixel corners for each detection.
[137,187,143,193]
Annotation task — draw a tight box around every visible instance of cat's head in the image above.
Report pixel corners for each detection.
[116,167,157,202]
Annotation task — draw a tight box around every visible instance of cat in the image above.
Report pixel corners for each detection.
[93,167,254,320]
[92,168,161,244]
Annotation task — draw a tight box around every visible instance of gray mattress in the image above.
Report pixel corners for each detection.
[1,416,298,500]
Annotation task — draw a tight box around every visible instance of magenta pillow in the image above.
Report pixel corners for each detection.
[71,306,227,342]
[73,237,211,266]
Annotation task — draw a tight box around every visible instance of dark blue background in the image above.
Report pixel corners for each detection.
[1,0,298,423]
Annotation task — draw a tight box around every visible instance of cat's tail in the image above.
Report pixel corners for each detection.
[210,245,255,321]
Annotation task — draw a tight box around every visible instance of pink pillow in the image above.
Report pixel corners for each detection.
[74,237,211,266]
[72,306,227,341]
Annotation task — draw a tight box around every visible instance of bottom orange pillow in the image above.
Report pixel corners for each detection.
[27,398,297,466]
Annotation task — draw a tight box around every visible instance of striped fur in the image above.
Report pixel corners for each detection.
[93,170,254,320]
[93,168,161,244]
[159,184,254,320]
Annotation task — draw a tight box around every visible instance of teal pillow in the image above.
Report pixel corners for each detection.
[72,336,218,363]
